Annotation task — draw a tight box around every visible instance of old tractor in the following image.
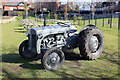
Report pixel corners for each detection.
[19,22,104,70]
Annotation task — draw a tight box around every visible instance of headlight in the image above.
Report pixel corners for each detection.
[25,34,28,37]
[38,34,43,39]
[25,30,30,37]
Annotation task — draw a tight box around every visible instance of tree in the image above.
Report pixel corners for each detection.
[24,2,28,19]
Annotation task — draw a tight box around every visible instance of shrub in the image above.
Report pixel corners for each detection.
[16,16,22,20]
[17,11,24,16]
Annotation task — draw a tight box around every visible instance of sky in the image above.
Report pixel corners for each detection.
[1,0,107,2]
[2,0,119,2]
[25,0,107,2]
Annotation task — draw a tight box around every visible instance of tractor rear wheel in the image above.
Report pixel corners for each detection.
[78,25,104,60]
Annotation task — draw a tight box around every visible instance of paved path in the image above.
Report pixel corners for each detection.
[0,16,17,24]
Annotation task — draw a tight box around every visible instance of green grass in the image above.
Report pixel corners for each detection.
[1,21,27,53]
[1,18,119,78]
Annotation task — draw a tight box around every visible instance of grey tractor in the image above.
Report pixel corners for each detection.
[19,22,104,70]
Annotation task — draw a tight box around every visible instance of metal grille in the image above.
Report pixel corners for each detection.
[31,35,37,49]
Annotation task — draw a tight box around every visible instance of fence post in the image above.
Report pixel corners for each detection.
[102,18,104,27]
[95,14,97,25]
[79,18,81,25]
[88,14,90,24]
[95,18,97,26]
[77,19,79,25]
[43,14,46,26]
[84,19,85,25]
[118,12,120,52]
[118,13,120,30]
[110,12,112,28]
[83,14,85,25]
[108,18,110,24]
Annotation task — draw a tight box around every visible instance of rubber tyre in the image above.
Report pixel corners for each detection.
[19,40,37,59]
[41,48,65,70]
[78,26,104,60]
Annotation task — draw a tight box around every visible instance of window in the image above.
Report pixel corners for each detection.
[19,3,24,6]
[10,7,14,11]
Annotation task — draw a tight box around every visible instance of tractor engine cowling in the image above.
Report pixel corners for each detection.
[27,24,78,53]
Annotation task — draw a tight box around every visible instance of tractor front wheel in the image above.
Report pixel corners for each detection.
[19,40,37,59]
[41,48,65,70]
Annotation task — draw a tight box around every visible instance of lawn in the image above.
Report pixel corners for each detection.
[1,18,119,79]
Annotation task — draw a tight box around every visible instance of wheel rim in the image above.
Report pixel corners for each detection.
[89,35,99,53]
[46,52,60,69]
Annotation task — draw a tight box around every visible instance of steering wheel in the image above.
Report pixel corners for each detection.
[57,22,70,27]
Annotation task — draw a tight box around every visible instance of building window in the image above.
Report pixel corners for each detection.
[19,3,24,6]
[10,7,13,11]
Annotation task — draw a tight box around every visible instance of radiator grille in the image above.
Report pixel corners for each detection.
[31,34,37,49]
